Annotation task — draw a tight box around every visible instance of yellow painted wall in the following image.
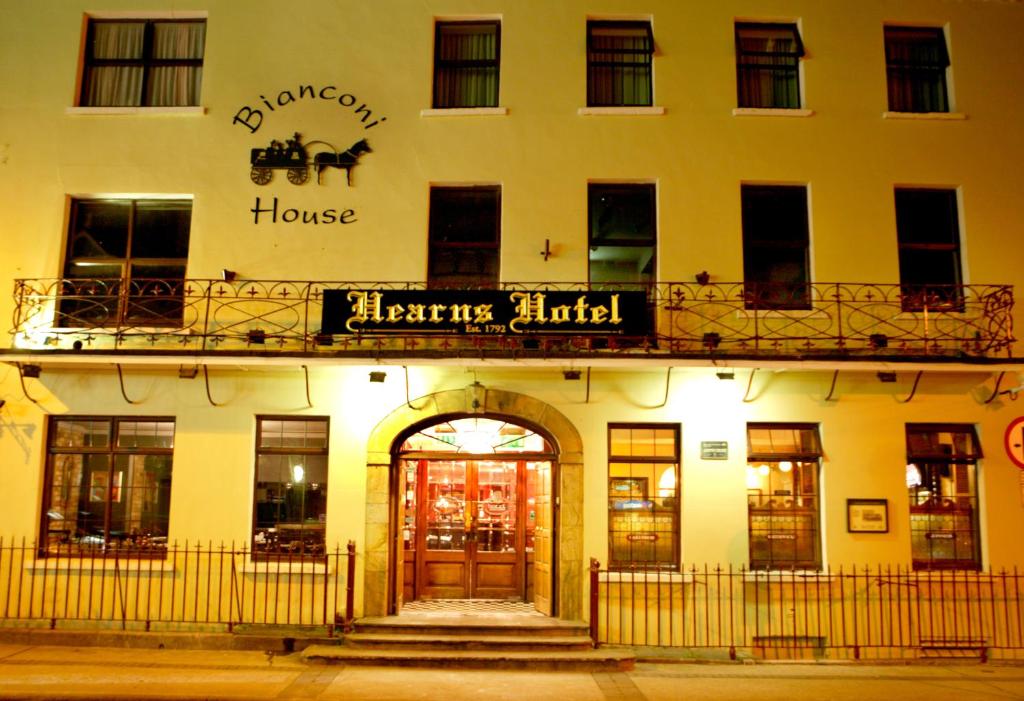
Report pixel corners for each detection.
[1,0,1024,612]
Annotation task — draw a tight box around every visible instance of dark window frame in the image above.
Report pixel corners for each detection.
[60,198,192,328]
[588,183,657,286]
[607,423,681,571]
[906,423,981,571]
[895,188,964,312]
[80,18,206,107]
[735,22,805,109]
[41,416,175,558]
[740,184,812,311]
[432,20,501,108]
[253,416,331,561]
[427,185,501,289]
[884,26,951,113]
[746,422,823,571]
[587,20,655,107]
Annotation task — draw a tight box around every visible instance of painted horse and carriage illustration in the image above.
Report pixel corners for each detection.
[249,132,371,186]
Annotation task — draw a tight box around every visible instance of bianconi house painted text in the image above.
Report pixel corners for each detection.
[233,85,388,134]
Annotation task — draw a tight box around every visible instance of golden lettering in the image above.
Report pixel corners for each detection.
[509,292,547,332]
[473,304,494,323]
[428,304,447,323]
[549,304,571,323]
[345,290,384,332]
[386,303,405,322]
[405,304,426,323]
[449,304,474,323]
[590,305,609,324]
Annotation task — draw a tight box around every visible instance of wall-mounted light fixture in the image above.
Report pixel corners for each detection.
[178,365,199,379]
[869,333,888,350]
[877,371,897,383]
[695,270,710,285]
[314,332,333,347]
[247,329,266,345]
[563,369,582,381]
[222,269,238,282]
[716,370,735,381]
[369,371,387,383]
[20,364,41,379]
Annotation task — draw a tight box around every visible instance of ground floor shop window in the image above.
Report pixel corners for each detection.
[607,424,679,570]
[746,423,822,570]
[42,417,174,556]
[253,417,329,558]
[906,424,981,570]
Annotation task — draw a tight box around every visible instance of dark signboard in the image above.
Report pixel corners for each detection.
[321,289,649,336]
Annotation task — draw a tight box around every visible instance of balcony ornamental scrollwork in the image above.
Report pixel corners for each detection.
[10,279,1014,358]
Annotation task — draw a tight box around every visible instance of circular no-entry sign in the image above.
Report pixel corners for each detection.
[1005,417,1024,470]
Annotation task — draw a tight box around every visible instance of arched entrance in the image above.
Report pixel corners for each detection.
[363,384,583,619]
[395,416,556,605]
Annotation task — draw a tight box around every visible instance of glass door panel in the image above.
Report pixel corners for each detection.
[476,460,517,553]
[424,460,466,551]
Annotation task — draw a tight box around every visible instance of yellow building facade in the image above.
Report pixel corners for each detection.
[1,0,1023,654]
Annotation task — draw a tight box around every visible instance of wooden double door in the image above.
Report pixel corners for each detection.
[401,458,552,603]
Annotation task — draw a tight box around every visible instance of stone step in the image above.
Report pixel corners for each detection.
[344,632,594,651]
[353,617,590,638]
[302,645,635,671]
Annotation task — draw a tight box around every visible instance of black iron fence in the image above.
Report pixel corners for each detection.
[589,560,1024,660]
[11,279,1015,358]
[0,539,356,633]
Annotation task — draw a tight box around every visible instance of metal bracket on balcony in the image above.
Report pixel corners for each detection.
[16,363,41,406]
[984,371,1006,404]
[116,364,141,405]
[203,366,225,407]
[900,370,924,404]
[824,369,840,402]
[302,365,313,409]
[742,368,759,403]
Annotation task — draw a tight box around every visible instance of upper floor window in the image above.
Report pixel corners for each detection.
[254,417,330,559]
[906,424,981,570]
[587,20,654,107]
[884,26,950,113]
[746,423,822,571]
[60,198,192,328]
[80,19,206,107]
[428,186,501,288]
[607,424,680,570]
[588,184,656,286]
[895,188,963,311]
[735,22,804,109]
[42,417,175,557]
[741,184,811,310]
[433,21,500,108]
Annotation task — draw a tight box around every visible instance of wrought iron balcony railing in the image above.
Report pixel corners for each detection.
[10,278,1015,359]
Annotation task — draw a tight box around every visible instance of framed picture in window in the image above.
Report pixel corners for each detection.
[847,499,889,533]
[610,477,647,499]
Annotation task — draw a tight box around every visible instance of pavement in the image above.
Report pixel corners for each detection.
[1,644,1024,701]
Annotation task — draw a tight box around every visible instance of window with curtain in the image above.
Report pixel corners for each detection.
[254,417,330,560]
[587,21,654,107]
[895,188,964,312]
[433,21,500,108]
[60,198,192,328]
[428,186,501,288]
[884,26,950,113]
[746,423,822,571]
[906,424,981,570]
[607,424,680,570]
[741,184,811,310]
[735,22,804,109]
[42,417,175,557]
[588,184,656,286]
[80,19,206,107]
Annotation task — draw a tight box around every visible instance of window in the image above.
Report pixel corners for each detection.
[433,21,500,108]
[42,417,174,556]
[588,184,656,286]
[895,188,963,311]
[747,424,822,570]
[60,198,192,328]
[607,424,679,570]
[587,21,654,107]
[80,19,206,107]
[428,186,501,288]
[254,417,329,558]
[735,22,804,109]
[884,26,950,113]
[741,185,811,310]
[906,424,981,570]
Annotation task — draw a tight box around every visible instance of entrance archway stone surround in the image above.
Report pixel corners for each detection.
[363,383,584,619]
